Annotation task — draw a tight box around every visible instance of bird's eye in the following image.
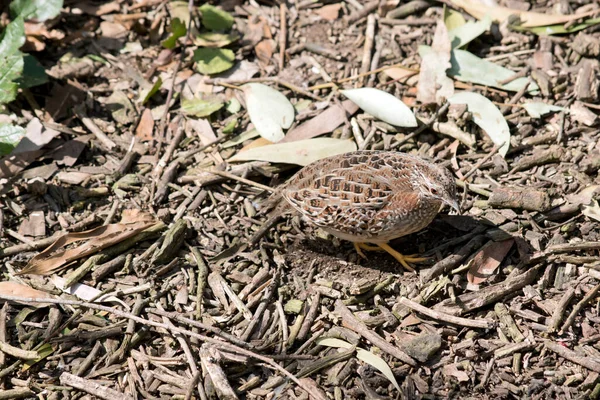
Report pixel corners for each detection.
[430,188,439,195]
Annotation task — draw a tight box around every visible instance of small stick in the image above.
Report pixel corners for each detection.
[0,295,327,400]
[497,66,531,86]
[461,143,503,181]
[398,297,494,329]
[155,0,195,153]
[335,299,417,366]
[560,282,600,335]
[360,14,376,85]
[279,3,287,72]
[208,169,275,193]
[544,340,600,373]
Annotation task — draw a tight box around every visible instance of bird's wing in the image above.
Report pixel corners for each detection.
[282,169,396,229]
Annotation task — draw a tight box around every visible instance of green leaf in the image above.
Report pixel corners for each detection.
[444,7,466,31]
[0,17,25,105]
[449,15,492,49]
[420,46,538,93]
[511,17,600,36]
[195,32,239,48]
[448,91,510,157]
[225,97,241,113]
[140,77,162,104]
[18,54,48,88]
[193,48,235,75]
[199,4,234,31]
[222,128,259,148]
[317,337,400,391]
[222,118,237,133]
[10,0,63,21]
[0,123,26,155]
[22,342,54,371]
[522,101,565,118]
[181,97,224,117]
[161,18,187,49]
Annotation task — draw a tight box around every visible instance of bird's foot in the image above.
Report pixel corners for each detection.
[354,242,425,272]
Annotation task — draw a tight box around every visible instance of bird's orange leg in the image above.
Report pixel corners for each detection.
[377,243,429,272]
[354,243,427,272]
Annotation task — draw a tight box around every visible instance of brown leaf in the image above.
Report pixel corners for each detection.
[0,150,45,180]
[467,239,514,287]
[383,67,417,82]
[443,364,470,382]
[255,39,274,67]
[47,135,92,167]
[0,282,54,308]
[18,212,156,276]
[316,4,343,21]
[135,108,155,141]
[18,211,46,238]
[281,100,359,143]
[239,137,273,153]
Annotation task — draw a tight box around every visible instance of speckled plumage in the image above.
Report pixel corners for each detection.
[281,151,458,246]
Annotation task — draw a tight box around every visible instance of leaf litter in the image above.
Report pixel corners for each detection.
[1,0,600,399]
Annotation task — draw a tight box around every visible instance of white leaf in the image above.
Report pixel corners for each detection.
[341,88,417,127]
[229,138,357,166]
[448,15,492,48]
[317,337,400,391]
[243,83,295,142]
[582,200,600,223]
[522,102,565,118]
[448,91,510,157]
[51,276,129,309]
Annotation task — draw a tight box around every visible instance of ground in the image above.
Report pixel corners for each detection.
[1,0,600,399]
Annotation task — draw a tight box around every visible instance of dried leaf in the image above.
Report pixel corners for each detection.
[135,108,154,141]
[316,4,343,21]
[467,239,514,287]
[582,200,600,223]
[443,364,470,382]
[229,138,357,166]
[566,185,600,206]
[341,88,417,127]
[448,91,510,157]
[449,0,598,28]
[417,21,454,105]
[242,83,295,142]
[281,100,359,143]
[18,213,156,275]
[382,67,417,82]
[12,118,60,154]
[51,276,129,309]
[255,39,274,67]
[317,337,400,391]
[0,281,53,307]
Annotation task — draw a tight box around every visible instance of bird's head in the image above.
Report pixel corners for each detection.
[416,164,460,214]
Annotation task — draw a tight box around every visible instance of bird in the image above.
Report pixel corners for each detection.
[274,150,459,272]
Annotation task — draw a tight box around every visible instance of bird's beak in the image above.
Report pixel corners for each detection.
[444,198,461,215]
